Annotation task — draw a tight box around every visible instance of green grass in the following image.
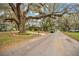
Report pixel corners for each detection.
[0,31,40,47]
[0,33,13,47]
[64,32,79,41]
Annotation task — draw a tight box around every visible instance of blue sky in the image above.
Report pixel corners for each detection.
[27,6,48,16]
[52,3,79,12]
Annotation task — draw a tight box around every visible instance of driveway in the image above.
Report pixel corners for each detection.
[0,32,79,56]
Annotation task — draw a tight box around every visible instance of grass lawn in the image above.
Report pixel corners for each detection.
[0,31,40,48]
[64,32,79,41]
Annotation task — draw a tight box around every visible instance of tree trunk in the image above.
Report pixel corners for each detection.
[18,17,26,33]
[16,3,26,34]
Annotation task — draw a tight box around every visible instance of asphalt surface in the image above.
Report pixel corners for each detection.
[0,32,79,56]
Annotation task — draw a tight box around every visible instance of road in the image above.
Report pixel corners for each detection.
[0,32,79,56]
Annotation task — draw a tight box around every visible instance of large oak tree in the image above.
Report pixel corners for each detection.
[7,3,68,33]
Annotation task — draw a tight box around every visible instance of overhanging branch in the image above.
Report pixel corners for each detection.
[26,12,66,19]
[4,18,19,25]
[9,3,16,15]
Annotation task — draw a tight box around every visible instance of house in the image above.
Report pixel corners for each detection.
[0,19,15,31]
[26,19,42,27]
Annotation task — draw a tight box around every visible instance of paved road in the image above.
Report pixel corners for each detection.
[0,32,79,56]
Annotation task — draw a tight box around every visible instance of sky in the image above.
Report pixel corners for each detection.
[0,3,79,17]
[27,3,79,16]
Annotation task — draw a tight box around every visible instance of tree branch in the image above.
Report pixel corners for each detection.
[16,3,21,21]
[9,3,16,15]
[4,18,19,25]
[26,11,67,19]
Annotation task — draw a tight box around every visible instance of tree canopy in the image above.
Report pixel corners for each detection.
[0,3,79,33]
